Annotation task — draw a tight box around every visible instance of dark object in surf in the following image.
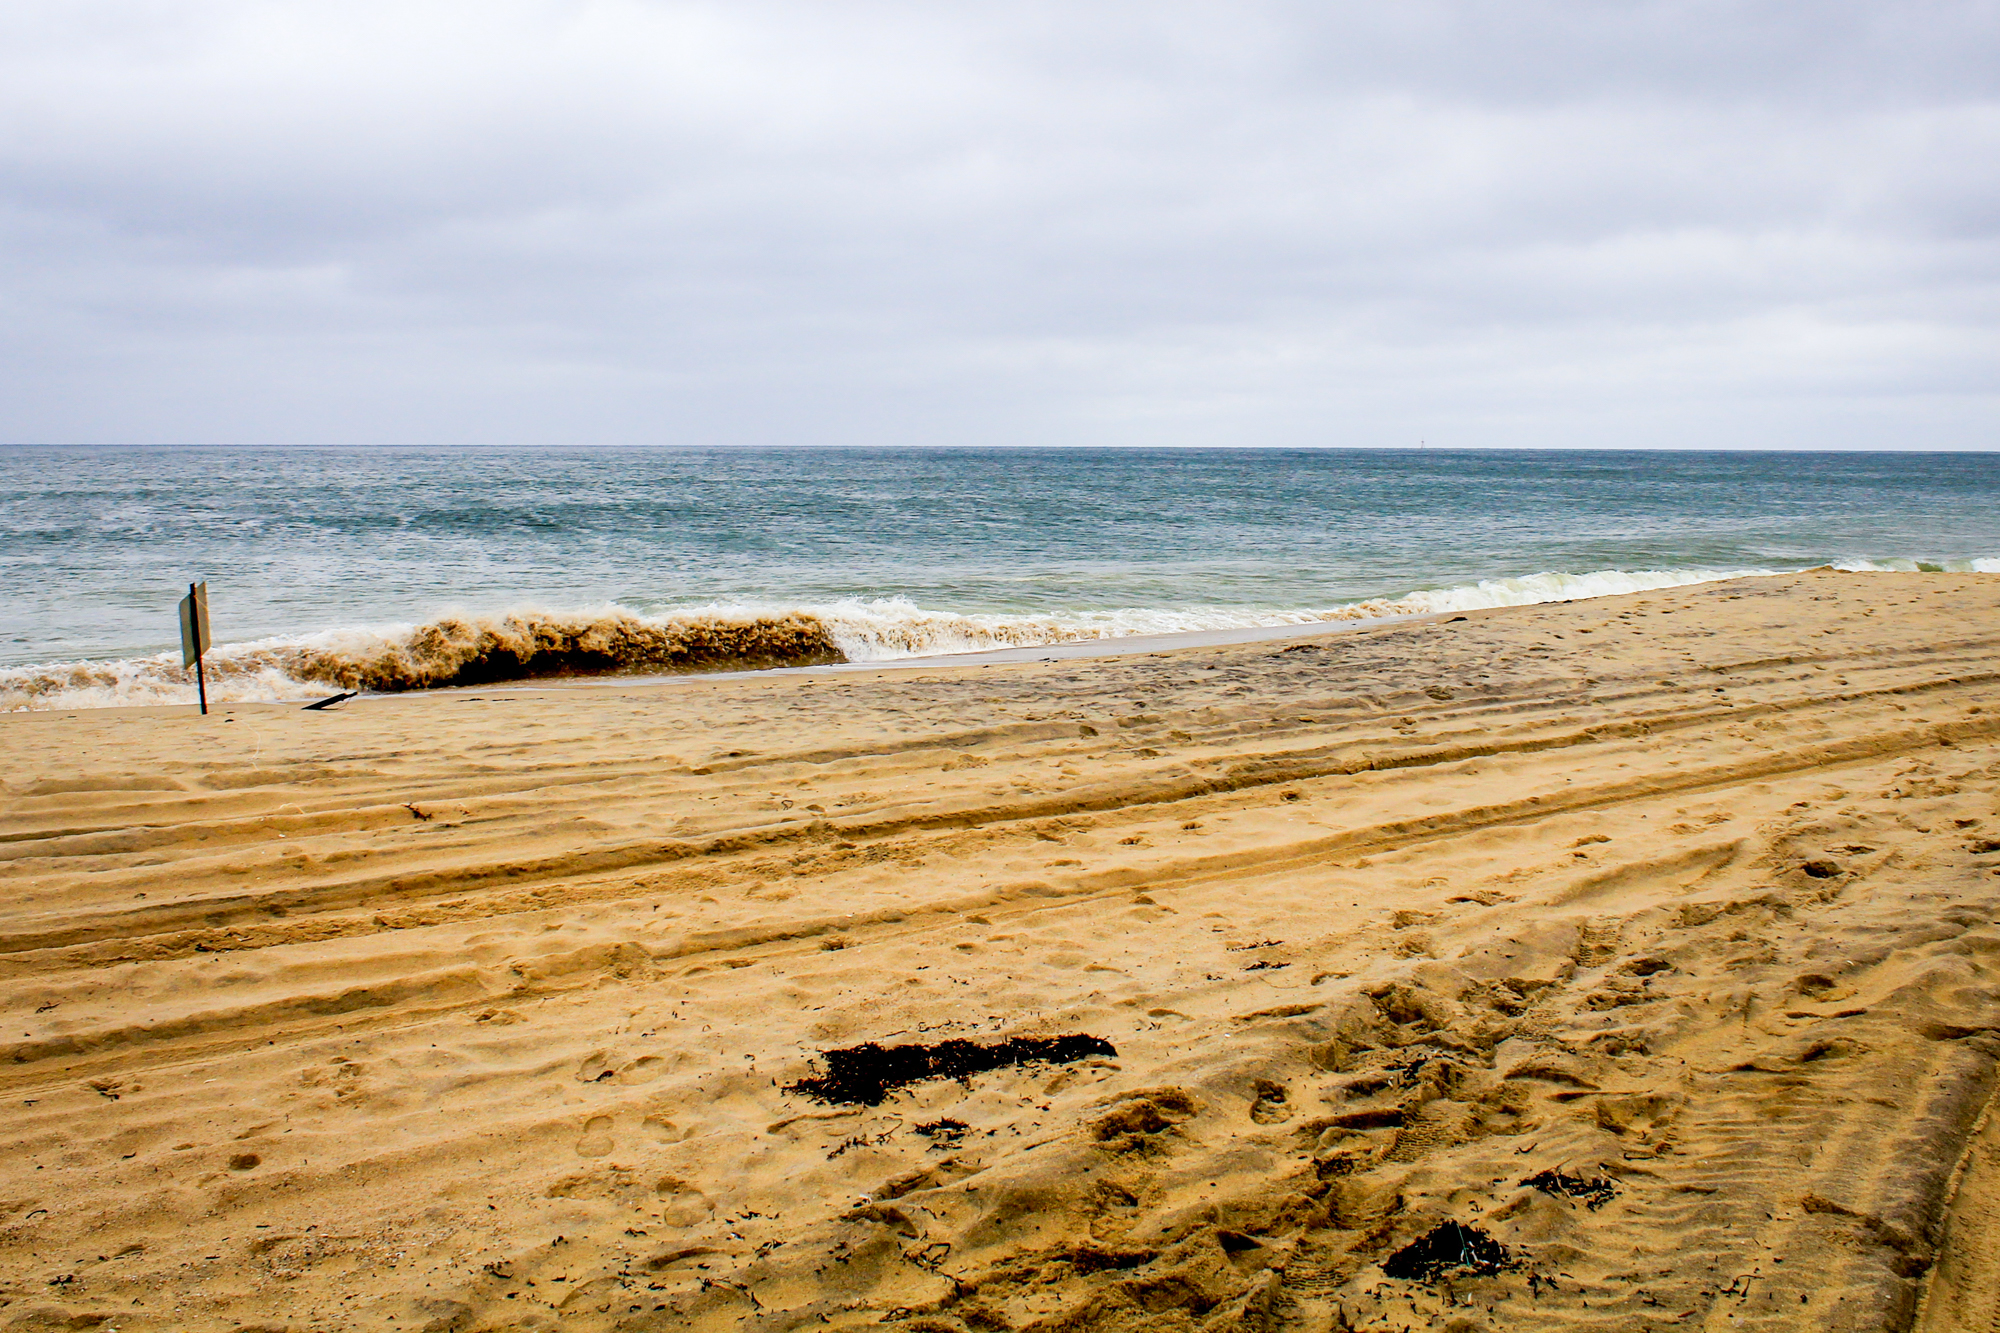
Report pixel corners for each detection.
[1522,1167,1619,1210]
[1381,1221,1518,1282]
[302,691,357,710]
[789,1035,1116,1106]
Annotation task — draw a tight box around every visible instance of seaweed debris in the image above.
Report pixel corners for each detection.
[1523,1168,1619,1210]
[914,1118,970,1148]
[1381,1221,1517,1282]
[789,1035,1117,1106]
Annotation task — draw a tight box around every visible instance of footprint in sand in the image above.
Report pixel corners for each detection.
[546,1167,637,1200]
[575,1115,615,1158]
[654,1176,714,1227]
[640,1114,688,1143]
[1249,1080,1292,1125]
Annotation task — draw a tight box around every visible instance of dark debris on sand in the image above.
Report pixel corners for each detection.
[1381,1221,1518,1282]
[788,1035,1117,1106]
[914,1117,969,1148]
[1522,1167,1619,1210]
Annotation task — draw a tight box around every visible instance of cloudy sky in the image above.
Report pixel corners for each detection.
[2,1,1995,449]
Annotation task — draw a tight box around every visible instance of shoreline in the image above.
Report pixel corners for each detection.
[4,567,1999,1330]
[0,606,1437,715]
[11,561,1954,713]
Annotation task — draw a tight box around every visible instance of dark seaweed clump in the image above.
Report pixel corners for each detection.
[789,1035,1117,1106]
[914,1117,970,1148]
[1382,1222,1518,1282]
[1522,1167,1619,1210]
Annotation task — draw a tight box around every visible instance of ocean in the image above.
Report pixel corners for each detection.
[4,446,1995,710]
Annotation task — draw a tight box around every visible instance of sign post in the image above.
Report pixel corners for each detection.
[179,581,211,716]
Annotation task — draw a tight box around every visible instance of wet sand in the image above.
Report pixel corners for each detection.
[3,568,1999,1331]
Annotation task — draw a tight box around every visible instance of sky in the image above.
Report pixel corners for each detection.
[1,1,1996,451]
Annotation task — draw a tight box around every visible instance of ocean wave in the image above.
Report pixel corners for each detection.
[0,612,841,711]
[1833,558,2000,574]
[795,565,1778,663]
[5,560,1994,710]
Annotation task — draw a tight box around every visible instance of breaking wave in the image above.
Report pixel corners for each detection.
[6,559,1997,711]
[1836,558,2000,574]
[1,612,842,711]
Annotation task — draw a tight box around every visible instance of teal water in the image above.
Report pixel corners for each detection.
[3,446,1995,707]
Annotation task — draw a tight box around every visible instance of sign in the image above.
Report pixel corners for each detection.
[179,581,211,715]
[178,582,210,668]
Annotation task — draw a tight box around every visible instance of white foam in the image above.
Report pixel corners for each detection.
[0,644,334,713]
[804,597,1352,662]
[1834,558,2000,574]
[1335,566,1778,619]
[763,566,1776,663]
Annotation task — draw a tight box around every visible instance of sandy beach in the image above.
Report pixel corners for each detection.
[3,567,1999,1332]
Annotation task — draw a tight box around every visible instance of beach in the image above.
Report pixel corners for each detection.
[3,566,1999,1330]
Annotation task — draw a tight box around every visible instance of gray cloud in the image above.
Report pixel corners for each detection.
[1,0,1995,447]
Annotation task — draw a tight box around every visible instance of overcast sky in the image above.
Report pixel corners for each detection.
[1,1,1995,449]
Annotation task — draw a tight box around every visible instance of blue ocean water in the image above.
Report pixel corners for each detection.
[3,446,1995,708]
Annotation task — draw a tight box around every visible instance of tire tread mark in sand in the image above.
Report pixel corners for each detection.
[0,760,709,845]
[678,656,1983,780]
[1278,814,2000,1332]
[0,709,1993,1012]
[19,698,2000,967]
[3,716,2000,1096]
[3,656,1991,957]
[1913,1084,2000,1332]
[1505,890,2000,1331]
[0,783,1975,1103]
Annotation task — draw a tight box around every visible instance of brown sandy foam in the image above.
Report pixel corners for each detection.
[294,611,846,690]
[244,611,847,694]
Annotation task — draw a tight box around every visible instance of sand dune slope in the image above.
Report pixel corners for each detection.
[2,569,1999,1332]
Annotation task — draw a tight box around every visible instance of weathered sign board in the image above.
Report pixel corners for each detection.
[179,581,211,715]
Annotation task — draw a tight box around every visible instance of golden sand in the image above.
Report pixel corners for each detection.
[3,568,1999,1331]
